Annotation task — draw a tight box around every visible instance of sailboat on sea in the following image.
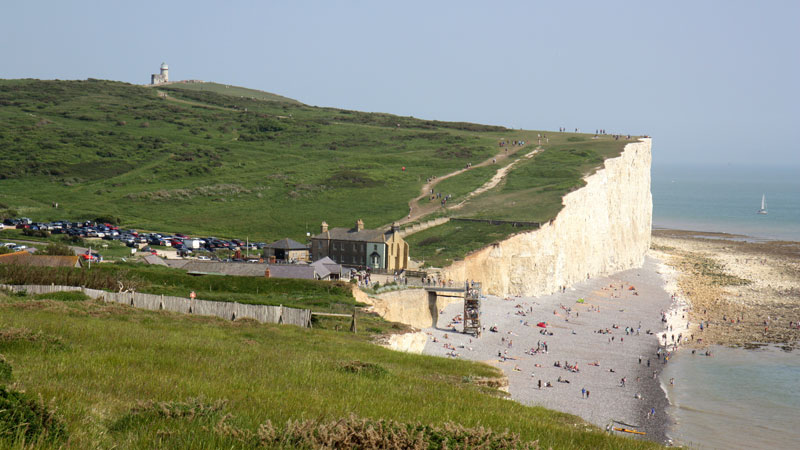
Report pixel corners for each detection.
[757,194,768,215]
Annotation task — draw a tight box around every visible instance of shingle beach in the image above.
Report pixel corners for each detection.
[424,255,674,443]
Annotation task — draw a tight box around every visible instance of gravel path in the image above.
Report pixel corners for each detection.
[423,255,673,443]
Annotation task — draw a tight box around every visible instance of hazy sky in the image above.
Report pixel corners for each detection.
[3,1,798,167]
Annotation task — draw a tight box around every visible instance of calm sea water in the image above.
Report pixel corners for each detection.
[661,346,800,449]
[652,164,800,448]
[651,164,800,241]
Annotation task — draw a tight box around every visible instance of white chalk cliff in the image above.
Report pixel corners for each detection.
[440,138,653,297]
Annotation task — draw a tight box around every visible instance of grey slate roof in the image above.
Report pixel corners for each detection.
[311,227,389,242]
[142,254,168,266]
[162,260,318,279]
[311,257,343,279]
[267,264,315,279]
[266,238,309,250]
[181,261,269,277]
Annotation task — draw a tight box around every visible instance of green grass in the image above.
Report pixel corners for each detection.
[0,79,511,243]
[164,81,303,104]
[0,293,662,449]
[451,135,628,223]
[405,221,537,268]
[424,165,498,204]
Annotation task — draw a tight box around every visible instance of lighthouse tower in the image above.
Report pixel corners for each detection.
[160,62,168,82]
[150,62,169,85]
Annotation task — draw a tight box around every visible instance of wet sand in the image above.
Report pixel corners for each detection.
[423,256,673,443]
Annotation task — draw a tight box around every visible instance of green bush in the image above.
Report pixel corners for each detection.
[34,291,89,302]
[39,242,75,256]
[22,228,50,238]
[0,386,66,444]
[95,215,121,225]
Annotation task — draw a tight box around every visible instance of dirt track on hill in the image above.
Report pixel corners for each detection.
[396,141,534,226]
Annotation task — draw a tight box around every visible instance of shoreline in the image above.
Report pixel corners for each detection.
[651,229,800,350]
[647,229,800,446]
[417,228,798,446]
[422,255,674,444]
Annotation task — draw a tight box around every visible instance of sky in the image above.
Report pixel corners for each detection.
[2,0,799,168]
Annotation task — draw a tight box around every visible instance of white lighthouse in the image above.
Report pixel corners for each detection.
[150,62,169,85]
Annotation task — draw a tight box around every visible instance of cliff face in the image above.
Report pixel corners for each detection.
[441,139,652,297]
[364,289,462,329]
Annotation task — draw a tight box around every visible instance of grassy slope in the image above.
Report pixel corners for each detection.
[406,221,538,268]
[0,80,631,249]
[0,79,510,242]
[0,293,662,449]
[164,81,303,104]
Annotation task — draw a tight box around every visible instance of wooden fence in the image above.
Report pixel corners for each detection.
[0,284,311,327]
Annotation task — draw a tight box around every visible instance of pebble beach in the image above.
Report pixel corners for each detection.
[423,255,676,443]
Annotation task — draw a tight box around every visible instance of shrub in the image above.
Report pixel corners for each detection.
[34,291,89,302]
[0,327,64,352]
[0,386,67,444]
[340,360,388,378]
[215,414,540,449]
[22,228,50,238]
[39,242,75,256]
[95,215,120,225]
[110,398,228,432]
[61,235,87,246]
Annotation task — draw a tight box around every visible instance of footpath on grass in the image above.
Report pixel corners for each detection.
[396,140,534,226]
[449,147,542,211]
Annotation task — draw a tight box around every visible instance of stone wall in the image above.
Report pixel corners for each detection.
[399,217,450,238]
[440,138,653,297]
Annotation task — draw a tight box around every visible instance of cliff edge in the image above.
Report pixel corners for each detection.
[440,138,652,297]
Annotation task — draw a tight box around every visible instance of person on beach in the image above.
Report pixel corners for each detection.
[581,387,586,398]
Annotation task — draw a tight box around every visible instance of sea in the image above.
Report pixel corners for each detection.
[660,346,800,449]
[651,164,800,241]
[651,164,800,449]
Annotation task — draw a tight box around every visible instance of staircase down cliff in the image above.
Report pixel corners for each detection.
[439,138,652,297]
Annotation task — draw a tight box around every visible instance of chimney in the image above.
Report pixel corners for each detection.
[356,219,364,232]
[391,222,399,233]
[321,221,328,233]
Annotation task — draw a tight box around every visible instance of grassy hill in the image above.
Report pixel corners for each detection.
[0,78,635,263]
[0,291,662,449]
[162,81,303,104]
